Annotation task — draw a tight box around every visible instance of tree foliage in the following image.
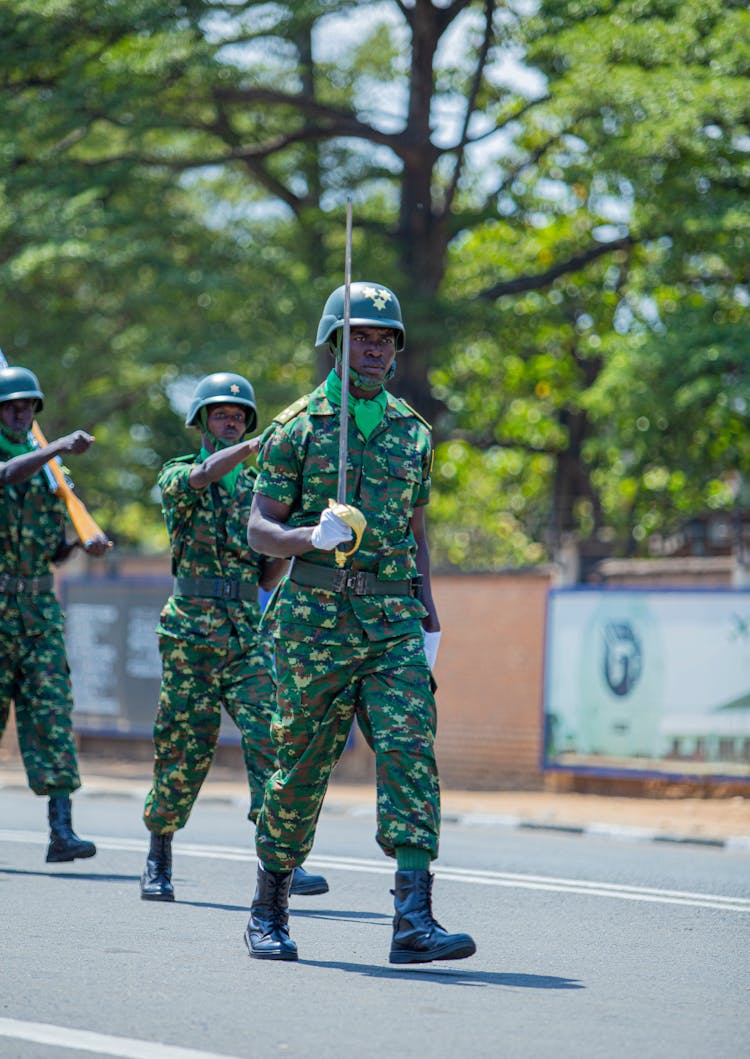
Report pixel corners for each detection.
[0,0,747,568]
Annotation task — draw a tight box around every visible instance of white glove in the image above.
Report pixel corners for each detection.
[310,508,354,551]
[422,630,442,671]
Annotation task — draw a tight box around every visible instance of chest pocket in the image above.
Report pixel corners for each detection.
[300,443,338,512]
[376,454,422,524]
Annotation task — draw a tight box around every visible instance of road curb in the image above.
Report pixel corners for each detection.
[2,779,748,852]
[428,810,750,851]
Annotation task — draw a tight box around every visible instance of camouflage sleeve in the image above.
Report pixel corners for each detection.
[254,424,302,507]
[415,424,432,507]
[157,459,201,522]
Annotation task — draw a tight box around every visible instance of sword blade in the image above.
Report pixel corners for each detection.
[336,197,353,504]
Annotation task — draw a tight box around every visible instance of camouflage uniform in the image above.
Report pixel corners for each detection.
[142,455,277,834]
[0,472,81,795]
[254,381,440,872]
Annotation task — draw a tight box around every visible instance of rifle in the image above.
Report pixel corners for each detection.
[0,349,110,549]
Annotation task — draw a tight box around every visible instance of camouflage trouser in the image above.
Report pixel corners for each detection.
[142,631,277,834]
[255,631,440,872]
[0,618,81,796]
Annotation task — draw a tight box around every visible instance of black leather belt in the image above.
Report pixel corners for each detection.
[289,559,419,598]
[173,577,258,602]
[0,572,54,595]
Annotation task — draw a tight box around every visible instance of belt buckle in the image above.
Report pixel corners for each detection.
[16,577,24,594]
[348,571,368,595]
[221,580,236,599]
[29,577,39,595]
[332,569,348,592]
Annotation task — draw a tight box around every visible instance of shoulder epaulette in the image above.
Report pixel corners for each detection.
[273,394,310,426]
[392,397,432,431]
[164,453,197,466]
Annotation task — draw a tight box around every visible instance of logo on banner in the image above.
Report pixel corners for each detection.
[603,621,642,697]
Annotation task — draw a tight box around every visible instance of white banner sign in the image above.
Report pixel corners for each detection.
[543,588,750,779]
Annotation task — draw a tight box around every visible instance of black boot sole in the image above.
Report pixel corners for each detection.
[140,890,175,902]
[46,847,97,863]
[289,879,329,896]
[243,927,298,961]
[389,938,477,964]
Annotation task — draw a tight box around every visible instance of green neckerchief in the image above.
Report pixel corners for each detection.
[198,445,242,497]
[325,370,387,440]
[0,426,58,493]
[0,427,34,458]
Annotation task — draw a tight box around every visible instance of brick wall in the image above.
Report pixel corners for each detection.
[74,556,552,789]
[8,555,740,792]
[431,572,550,788]
[334,570,551,789]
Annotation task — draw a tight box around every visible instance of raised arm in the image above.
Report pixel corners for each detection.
[188,435,261,490]
[0,430,96,488]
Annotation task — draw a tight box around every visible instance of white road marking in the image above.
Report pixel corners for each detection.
[0,1017,242,1059]
[1,830,748,912]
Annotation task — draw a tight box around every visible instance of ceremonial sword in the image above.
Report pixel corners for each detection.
[328,197,366,566]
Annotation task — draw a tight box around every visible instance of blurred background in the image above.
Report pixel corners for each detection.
[1,0,748,792]
[3,0,748,570]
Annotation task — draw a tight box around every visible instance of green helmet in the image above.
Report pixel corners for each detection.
[315,281,405,352]
[185,372,257,434]
[0,366,44,411]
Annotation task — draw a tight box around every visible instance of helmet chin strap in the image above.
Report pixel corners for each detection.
[331,342,396,392]
[199,410,234,451]
[1,423,29,445]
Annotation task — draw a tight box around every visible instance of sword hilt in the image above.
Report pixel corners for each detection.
[328,499,367,566]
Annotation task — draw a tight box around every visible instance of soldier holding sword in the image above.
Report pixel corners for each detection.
[244,225,476,964]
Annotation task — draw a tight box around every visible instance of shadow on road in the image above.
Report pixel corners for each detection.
[167,901,393,920]
[298,958,585,989]
[0,867,137,883]
[290,906,391,922]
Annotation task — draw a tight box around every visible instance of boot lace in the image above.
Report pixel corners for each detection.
[265,873,291,929]
[420,872,447,931]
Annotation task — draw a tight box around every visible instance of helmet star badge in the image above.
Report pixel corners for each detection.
[362,286,392,311]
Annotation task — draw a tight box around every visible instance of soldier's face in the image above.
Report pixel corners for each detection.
[0,398,35,435]
[205,403,247,444]
[347,327,396,388]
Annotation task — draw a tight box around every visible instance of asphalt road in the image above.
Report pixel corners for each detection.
[1,789,748,1059]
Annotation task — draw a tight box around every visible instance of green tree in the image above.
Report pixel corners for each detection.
[1,0,747,568]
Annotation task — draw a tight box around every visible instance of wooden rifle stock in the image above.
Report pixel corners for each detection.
[30,422,109,548]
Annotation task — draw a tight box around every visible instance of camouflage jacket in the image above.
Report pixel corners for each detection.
[255,382,432,645]
[157,454,266,650]
[0,472,66,635]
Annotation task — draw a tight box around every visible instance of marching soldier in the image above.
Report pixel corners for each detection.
[245,282,477,963]
[139,372,328,901]
[0,365,110,861]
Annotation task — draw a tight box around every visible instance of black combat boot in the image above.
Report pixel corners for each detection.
[46,795,97,863]
[140,832,175,902]
[389,869,477,964]
[244,864,297,961]
[289,865,329,896]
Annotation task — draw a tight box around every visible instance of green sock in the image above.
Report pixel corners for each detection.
[395,847,431,871]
